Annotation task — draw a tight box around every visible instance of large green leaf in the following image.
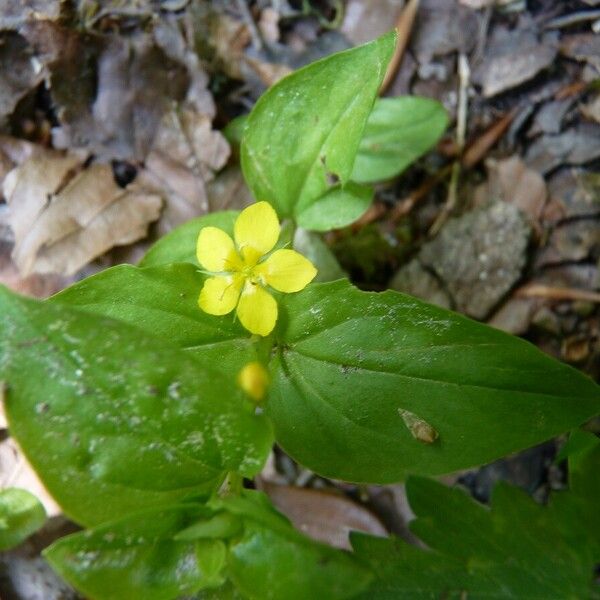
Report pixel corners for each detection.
[46,492,372,600]
[351,97,449,184]
[241,32,396,230]
[0,488,46,550]
[50,263,264,376]
[268,280,600,482]
[352,438,600,598]
[0,286,272,526]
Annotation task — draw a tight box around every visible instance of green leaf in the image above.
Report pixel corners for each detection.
[45,504,225,600]
[241,32,396,230]
[293,228,346,282]
[351,97,449,184]
[47,492,372,600]
[50,263,264,376]
[0,286,272,526]
[295,182,373,232]
[139,211,238,268]
[353,439,600,598]
[269,280,600,483]
[0,488,46,550]
[224,492,372,600]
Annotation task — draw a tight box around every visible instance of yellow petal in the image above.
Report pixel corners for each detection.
[255,249,317,293]
[198,275,243,316]
[234,202,280,264]
[236,283,278,336]
[237,361,269,402]
[196,227,240,272]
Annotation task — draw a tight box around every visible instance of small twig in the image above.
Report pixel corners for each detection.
[380,0,421,94]
[515,284,600,304]
[428,53,470,236]
[236,0,264,51]
[461,108,517,169]
[543,10,600,29]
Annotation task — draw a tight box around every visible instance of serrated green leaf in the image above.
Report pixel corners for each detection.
[45,504,223,600]
[0,488,46,550]
[353,439,600,598]
[46,491,372,600]
[139,211,239,268]
[241,32,396,230]
[0,286,272,526]
[351,97,449,184]
[268,280,600,483]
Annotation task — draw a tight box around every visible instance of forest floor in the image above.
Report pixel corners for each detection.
[0,1,599,597]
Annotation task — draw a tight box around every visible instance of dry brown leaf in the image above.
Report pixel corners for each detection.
[22,21,189,160]
[261,482,387,550]
[4,154,162,276]
[138,105,230,234]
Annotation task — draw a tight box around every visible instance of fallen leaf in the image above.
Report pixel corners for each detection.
[0,0,60,29]
[261,482,387,550]
[22,21,189,160]
[474,25,557,97]
[560,34,600,75]
[525,125,600,175]
[341,0,405,46]
[137,105,230,234]
[534,220,600,267]
[0,32,44,125]
[546,168,600,220]
[4,152,162,276]
[410,0,478,63]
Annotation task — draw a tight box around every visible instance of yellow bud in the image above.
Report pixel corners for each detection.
[237,361,269,402]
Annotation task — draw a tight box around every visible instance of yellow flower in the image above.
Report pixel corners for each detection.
[196,202,317,336]
[238,361,269,402]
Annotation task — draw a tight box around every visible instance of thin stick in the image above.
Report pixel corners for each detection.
[380,0,421,94]
[516,284,600,304]
[543,9,600,29]
[428,53,470,236]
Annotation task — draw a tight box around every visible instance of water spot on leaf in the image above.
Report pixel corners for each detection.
[398,409,439,444]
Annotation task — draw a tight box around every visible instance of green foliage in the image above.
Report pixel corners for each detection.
[0,31,598,600]
[270,280,600,482]
[0,285,272,526]
[0,488,46,550]
[46,492,372,600]
[352,439,600,599]
[351,97,449,183]
[241,31,396,230]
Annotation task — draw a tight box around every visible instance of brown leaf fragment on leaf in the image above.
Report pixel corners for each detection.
[4,154,162,276]
[0,32,44,125]
[138,105,230,234]
[473,25,557,97]
[261,482,387,550]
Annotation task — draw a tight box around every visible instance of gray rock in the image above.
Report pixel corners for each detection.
[419,203,530,319]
